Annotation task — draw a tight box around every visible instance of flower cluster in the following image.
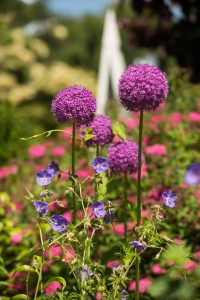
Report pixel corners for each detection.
[51,85,96,126]
[84,114,114,147]
[118,64,168,112]
[108,141,144,174]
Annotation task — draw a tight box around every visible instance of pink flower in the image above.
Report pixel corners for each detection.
[28,145,46,158]
[194,251,200,260]
[152,264,166,274]
[42,261,53,272]
[52,146,65,157]
[106,260,120,269]
[44,282,62,295]
[62,211,73,222]
[77,159,87,167]
[111,222,134,236]
[189,112,200,122]
[150,114,163,130]
[76,169,92,179]
[170,112,183,127]
[11,232,23,245]
[132,164,147,180]
[128,278,151,293]
[183,261,198,271]
[63,247,76,262]
[145,144,166,156]
[0,165,18,180]
[96,292,102,299]
[61,127,72,141]
[45,245,62,259]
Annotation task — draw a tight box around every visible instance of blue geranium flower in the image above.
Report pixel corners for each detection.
[35,161,59,186]
[162,190,177,208]
[92,157,109,174]
[92,201,106,218]
[121,289,129,300]
[33,200,48,215]
[130,241,146,251]
[49,215,68,232]
[47,161,59,177]
[184,163,200,186]
[103,209,115,224]
[79,265,93,280]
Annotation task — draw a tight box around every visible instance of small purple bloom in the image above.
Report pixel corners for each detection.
[103,210,115,224]
[184,163,200,186]
[47,161,59,177]
[130,241,146,251]
[33,200,48,215]
[79,265,93,280]
[162,190,177,208]
[49,215,68,232]
[121,290,129,300]
[92,157,109,174]
[92,201,106,218]
[35,169,52,186]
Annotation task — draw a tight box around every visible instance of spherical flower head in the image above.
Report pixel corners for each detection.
[162,190,177,208]
[33,200,48,215]
[108,141,144,174]
[92,201,106,218]
[51,85,96,126]
[84,115,114,147]
[184,163,200,186]
[118,64,168,112]
[130,241,146,251]
[49,215,68,232]
[92,157,109,174]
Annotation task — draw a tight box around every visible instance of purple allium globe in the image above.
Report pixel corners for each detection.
[84,115,114,147]
[108,141,144,174]
[51,85,96,126]
[118,64,168,112]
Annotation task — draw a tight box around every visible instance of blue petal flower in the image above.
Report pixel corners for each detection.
[33,200,48,215]
[103,210,115,224]
[49,215,68,232]
[162,190,177,208]
[92,157,109,174]
[35,169,52,186]
[184,163,200,186]
[130,241,146,251]
[47,161,59,177]
[92,201,106,218]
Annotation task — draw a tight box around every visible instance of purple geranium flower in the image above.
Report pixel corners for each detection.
[184,163,200,186]
[92,157,109,174]
[130,241,146,251]
[162,190,177,208]
[33,200,48,215]
[49,215,68,232]
[92,201,106,218]
[121,290,129,300]
[79,265,93,280]
[103,210,115,224]
[47,161,59,177]
[35,169,52,186]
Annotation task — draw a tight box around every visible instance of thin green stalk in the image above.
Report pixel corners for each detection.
[124,173,128,241]
[72,121,77,223]
[96,144,100,157]
[34,265,42,300]
[95,144,100,199]
[135,109,144,300]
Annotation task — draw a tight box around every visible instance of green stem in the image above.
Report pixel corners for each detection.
[96,144,100,157]
[95,144,100,199]
[124,173,128,241]
[135,109,144,300]
[72,121,77,223]
[34,266,42,300]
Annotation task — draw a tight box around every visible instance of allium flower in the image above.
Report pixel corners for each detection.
[162,190,177,208]
[92,201,106,218]
[35,169,52,186]
[103,210,115,224]
[49,215,68,232]
[92,157,109,174]
[118,64,168,112]
[184,163,200,186]
[130,241,146,251]
[84,115,114,147]
[51,85,96,126]
[108,141,144,174]
[33,200,48,215]
[79,265,93,280]
[121,290,129,300]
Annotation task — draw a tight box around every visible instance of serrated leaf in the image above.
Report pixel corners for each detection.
[44,276,66,291]
[11,295,28,300]
[112,122,127,141]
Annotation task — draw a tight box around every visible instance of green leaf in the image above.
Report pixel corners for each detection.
[44,276,66,291]
[11,265,38,276]
[0,265,9,279]
[112,122,127,141]
[11,295,28,300]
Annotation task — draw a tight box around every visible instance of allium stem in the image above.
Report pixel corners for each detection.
[96,144,100,157]
[135,109,144,300]
[124,173,128,240]
[72,121,77,223]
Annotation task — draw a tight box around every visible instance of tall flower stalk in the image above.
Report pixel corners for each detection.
[124,172,128,240]
[72,120,77,222]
